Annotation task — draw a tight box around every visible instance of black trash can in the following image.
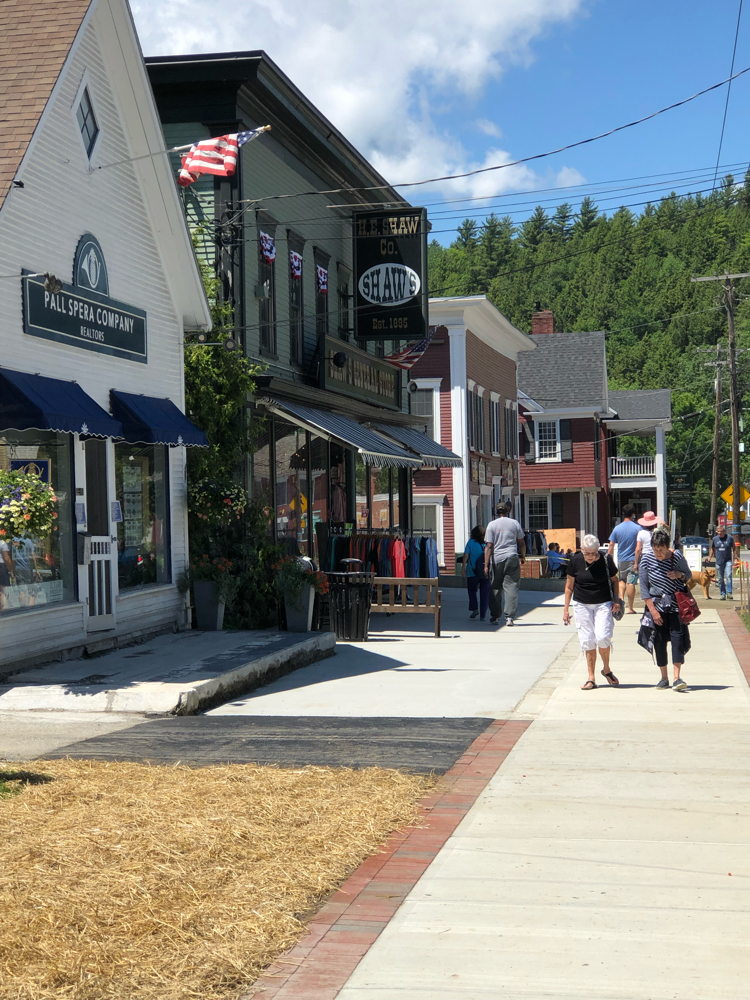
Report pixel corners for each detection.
[327,566,374,641]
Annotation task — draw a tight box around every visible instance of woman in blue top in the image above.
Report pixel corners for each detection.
[640,527,692,691]
[462,525,489,620]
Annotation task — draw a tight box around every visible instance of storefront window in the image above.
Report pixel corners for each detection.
[0,430,75,614]
[114,444,170,590]
[310,434,328,563]
[250,421,273,538]
[275,419,309,555]
[370,466,390,529]
[330,442,347,526]
[355,454,368,529]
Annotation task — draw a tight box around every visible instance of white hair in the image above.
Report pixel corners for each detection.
[582,534,600,551]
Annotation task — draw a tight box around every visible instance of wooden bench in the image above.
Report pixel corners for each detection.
[371,577,442,637]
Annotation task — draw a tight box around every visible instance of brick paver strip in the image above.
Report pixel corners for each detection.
[246,719,529,1000]
[718,608,750,686]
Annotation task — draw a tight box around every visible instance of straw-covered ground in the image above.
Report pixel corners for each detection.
[0,759,435,1000]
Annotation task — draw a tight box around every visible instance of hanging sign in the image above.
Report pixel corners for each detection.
[353,208,428,340]
[22,234,146,363]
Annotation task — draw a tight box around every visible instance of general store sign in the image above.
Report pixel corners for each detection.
[353,209,428,341]
[22,234,147,363]
[324,336,400,409]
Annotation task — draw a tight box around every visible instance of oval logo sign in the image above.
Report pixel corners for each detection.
[358,264,420,306]
[74,233,109,295]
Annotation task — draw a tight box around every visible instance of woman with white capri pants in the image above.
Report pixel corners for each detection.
[563,534,622,689]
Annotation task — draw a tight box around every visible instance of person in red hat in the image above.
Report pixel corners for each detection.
[634,510,660,578]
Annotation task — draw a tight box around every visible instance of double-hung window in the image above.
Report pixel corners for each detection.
[536,420,560,461]
[337,264,351,341]
[288,233,304,365]
[314,250,330,341]
[489,398,501,454]
[527,496,549,530]
[505,402,518,458]
[410,389,435,440]
[257,216,277,355]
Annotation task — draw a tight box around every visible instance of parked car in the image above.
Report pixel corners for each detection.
[681,535,710,560]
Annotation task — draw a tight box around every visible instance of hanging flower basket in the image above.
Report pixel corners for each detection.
[0,470,58,540]
[188,479,247,526]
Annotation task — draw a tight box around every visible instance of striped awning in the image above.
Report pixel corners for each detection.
[257,398,423,469]
[374,423,462,468]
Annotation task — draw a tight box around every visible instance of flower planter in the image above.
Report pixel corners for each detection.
[193,580,225,631]
[284,584,314,632]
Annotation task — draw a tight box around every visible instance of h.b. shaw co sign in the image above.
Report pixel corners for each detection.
[22,234,147,363]
[353,209,428,340]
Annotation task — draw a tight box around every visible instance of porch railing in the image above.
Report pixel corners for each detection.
[609,456,655,479]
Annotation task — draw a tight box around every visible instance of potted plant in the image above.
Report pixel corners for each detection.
[273,556,329,632]
[0,470,58,540]
[188,556,238,631]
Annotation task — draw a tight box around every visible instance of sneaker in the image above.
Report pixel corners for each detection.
[470,610,479,619]
[490,616,499,624]
[727,594,734,601]
[672,677,687,691]
[655,677,670,689]
[505,617,514,626]
[720,594,727,601]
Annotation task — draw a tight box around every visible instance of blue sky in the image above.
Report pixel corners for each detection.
[135,0,750,244]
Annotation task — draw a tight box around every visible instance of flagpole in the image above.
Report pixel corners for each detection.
[94,126,271,173]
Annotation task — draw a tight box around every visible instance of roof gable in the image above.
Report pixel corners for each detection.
[0,0,93,210]
[516,331,608,412]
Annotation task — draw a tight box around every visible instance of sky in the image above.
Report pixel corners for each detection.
[132,0,750,244]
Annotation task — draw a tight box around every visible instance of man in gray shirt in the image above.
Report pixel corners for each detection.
[483,502,526,625]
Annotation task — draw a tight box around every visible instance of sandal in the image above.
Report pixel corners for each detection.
[601,670,619,687]
[581,680,597,690]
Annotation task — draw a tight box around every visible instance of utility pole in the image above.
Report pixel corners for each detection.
[710,343,722,530]
[692,271,750,547]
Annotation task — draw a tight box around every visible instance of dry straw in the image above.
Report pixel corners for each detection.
[0,760,434,1000]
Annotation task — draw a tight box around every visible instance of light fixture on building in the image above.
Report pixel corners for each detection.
[332,351,347,368]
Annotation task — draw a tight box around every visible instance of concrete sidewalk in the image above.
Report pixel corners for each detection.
[335,609,750,1000]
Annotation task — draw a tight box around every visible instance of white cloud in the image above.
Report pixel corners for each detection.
[132,0,586,201]
[476,119,503,138]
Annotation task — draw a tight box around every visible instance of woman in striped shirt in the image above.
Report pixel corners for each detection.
[639,527,692,690]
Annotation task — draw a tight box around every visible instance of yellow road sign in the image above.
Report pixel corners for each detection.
[720,484,750,506]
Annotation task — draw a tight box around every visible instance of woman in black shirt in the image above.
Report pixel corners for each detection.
[564,534,621,689]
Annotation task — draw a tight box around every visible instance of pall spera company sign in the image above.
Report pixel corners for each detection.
[353,209,428,341]
[22,234,147,363]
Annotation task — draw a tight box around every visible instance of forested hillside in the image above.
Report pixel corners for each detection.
[428,174,750,528]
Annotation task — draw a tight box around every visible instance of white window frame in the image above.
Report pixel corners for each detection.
[412,377,442,443]
[412,496,445,567]
[475,385,486,454]
[535,419,561,463]
[527,494,550,531]
[489,392,501,456]
[71,72,103,165]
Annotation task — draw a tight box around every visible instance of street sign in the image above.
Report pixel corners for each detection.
[720,484,750,506]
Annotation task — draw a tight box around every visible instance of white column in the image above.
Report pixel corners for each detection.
[655,424,667,522]
[449,323,469,553]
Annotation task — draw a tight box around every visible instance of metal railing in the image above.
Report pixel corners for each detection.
[609,456,656,478]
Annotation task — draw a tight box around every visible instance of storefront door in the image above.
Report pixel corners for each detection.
[84,439,115,631]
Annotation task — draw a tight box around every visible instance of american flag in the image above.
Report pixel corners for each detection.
[382,326,436,370]
[178,128,267,187]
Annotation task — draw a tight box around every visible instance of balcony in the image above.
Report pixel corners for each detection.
[609,456,655,479]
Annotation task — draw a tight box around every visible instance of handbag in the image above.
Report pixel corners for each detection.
[637,610,656,655]
[672,554,700,623]
[606,557,625,621]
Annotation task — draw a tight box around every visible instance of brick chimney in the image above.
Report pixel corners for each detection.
[531,309,555,335]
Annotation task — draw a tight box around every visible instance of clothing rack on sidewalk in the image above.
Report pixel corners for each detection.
[323,528,438,578]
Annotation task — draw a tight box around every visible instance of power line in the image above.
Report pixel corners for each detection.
[237,65,750,206]
[713,0,744,190]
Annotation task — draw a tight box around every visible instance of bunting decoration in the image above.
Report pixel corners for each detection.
[260,231,277,265]
[177,127,268,187]
[290,249,303,279]
[382,326,436,371]
[316,264,328,294]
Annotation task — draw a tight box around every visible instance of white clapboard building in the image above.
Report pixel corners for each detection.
[0,0,211,669]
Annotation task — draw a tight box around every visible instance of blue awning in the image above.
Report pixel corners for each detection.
[110,390,208,447]
[0,367,123,439]
[374,423,463,468]
[258,397,423,468]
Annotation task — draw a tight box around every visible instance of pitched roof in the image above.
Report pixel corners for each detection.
[516,331,607,411]
[608,388,672,422]
[0,0,92,210]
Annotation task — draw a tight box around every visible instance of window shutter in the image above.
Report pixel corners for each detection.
[523,419,536,463]
[560,420,573,462]
[551,493,564,529]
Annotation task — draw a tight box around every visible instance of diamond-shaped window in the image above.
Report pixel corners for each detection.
[76,88,99,159]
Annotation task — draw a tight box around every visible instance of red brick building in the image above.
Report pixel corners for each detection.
[408,296,535,572]
[517,311,671,543]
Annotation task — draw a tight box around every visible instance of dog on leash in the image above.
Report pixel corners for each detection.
[687,568,716,599]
